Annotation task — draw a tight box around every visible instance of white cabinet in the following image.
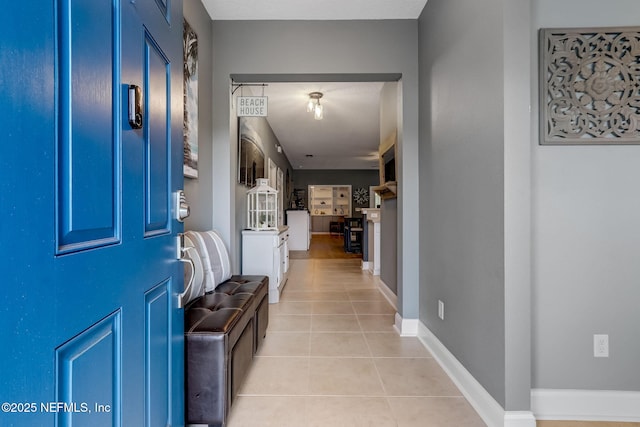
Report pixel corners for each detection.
[332,185,351,216]
[308,185,352,217]
[242,226,289,303]
[361,208,381,275]
[287,210,310,251]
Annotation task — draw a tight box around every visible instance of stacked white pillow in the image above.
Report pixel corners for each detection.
[203,230,232,286]
[181,233,205,304]
[184,230,233,295]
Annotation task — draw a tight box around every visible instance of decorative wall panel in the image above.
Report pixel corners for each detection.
[540,27,640,145]
[154,0,170,23]
[56,311,121,427]
[143,31,171,237]
[145,280,171,427]
[56,0,120,254]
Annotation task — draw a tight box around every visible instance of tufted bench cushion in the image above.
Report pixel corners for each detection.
[187,292,254,314]
[216,276,269,347]
[186,293,253,339]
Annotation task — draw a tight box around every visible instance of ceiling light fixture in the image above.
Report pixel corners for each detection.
[307,92,324,120]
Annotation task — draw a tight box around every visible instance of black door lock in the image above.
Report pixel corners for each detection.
[128,84,143,129]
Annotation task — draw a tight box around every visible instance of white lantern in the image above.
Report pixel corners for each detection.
[247,178,278,230]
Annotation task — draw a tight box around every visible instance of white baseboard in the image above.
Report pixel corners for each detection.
[504,412,538,427]
[393,313,419,337]
[531,389,640,422]
[417,322,535,427]
[376,278,398,310]
[376,279,420,337]
[361,261,371,270]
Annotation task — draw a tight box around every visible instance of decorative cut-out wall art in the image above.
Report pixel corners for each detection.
[353,187,369,206]
[540,27,640,145]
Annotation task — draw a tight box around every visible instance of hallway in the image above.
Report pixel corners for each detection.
[226,254,486,426]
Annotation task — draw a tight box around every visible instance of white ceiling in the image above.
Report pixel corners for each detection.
[255,82,384,170]
[201,0,427,21]
[201,1,424,170]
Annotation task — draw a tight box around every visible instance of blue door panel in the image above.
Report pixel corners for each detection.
[145,280,171,427]
[0,6,57,424]
[57,0,120,253]
[144,33,171,237]
[56,311,121,427]
[0,0,184,426]
[154,0,170,24]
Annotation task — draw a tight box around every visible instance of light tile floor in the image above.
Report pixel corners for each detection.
[226,258,487,427]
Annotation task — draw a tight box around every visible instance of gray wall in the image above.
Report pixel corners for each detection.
[532,0,640,391]
[379,82,399,296]
[183,1,213,231]
[502,0,532,411]
[380,198,397,295]
[211,20,420,319]
[418,0,532,410]
[419,0,640,411]
[294,169,378,189]
[419,0,506,407]
[234,116,294,265]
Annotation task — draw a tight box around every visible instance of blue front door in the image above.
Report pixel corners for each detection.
[0,0,184,425]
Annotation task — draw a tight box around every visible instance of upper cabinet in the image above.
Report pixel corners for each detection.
[308,185,352,216]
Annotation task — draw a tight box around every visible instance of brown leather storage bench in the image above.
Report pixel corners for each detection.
[181,231,269,426]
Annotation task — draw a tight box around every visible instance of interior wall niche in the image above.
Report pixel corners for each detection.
[540,27,640,145]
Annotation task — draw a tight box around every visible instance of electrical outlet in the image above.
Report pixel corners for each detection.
[594,334,609,358]
[438,300,445,320]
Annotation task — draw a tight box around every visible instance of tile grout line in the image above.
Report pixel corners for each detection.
[232,258,485,427]
[351,293,394,403]
[236,392,468,398]
[253,355,433,360]
[354,278,400,426]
